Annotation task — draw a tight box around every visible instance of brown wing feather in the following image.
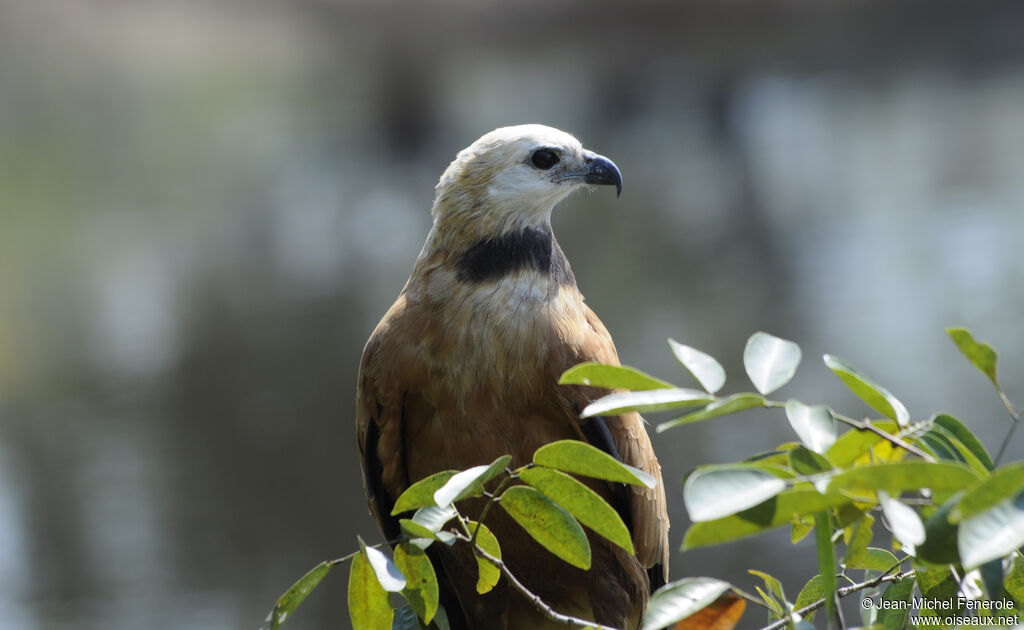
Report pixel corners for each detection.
[356,296,411,537]
[558,304,670,581]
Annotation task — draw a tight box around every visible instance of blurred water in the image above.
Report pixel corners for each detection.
[1,1,1023,628]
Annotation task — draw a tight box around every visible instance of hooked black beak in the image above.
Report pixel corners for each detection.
[582,151,623,198]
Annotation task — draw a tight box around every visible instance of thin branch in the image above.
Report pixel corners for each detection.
[757,569,914,630]
[994,390,1021,466]
[453,531,622,630]
[831,412,935,462]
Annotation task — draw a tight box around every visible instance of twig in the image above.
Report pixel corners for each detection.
[994,390,1020,466]
[831,412,935,462]
[757,568,914,630]
[453,531,622,630]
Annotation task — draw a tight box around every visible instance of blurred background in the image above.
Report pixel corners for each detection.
[2,1,1023,628]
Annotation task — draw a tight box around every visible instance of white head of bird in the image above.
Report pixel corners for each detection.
[431,124,622,237]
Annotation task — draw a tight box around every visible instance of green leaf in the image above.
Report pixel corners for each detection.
[519,467,634,554]
[559,362,675,390]
[877,491,925,546]
[749,569,787,608]
[785,400,837,454]
[824,420,899,467]
[793,574,824,621]
[743,332,802,395]
[394,543,439,623]
[682,489,851,549]
[843,513,874,568]
[534,439,656,487]
[946,327,1000,388]
[919,425,991,476]
[951,462,1024,523]
[877,576,914,630]
[639,577,732,630]
[499,485,591,569]
[668,339,726,394]
[827,461,979,495]
[349,550,393,630]
[466,521,501,594]
[823,355,910,426]
[390,605,420,630]
[657,393,766,432]
[917,494,962,565]
[932,413,995,471]
[958,489,1024,570]
[915,563,963,615]
[683,465,787,522]
[392,471,458,515]
[850,547,900,573]
[581,388,713,418]
[359,537,406,592]
[266,561,333,630]
[399,519,441,543]
[789,445,834,494]
[433,455,511,507]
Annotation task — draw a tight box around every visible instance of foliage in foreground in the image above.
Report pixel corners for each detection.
[263,327,1023,630]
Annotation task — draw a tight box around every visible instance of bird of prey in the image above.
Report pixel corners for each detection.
[356,124,669,630]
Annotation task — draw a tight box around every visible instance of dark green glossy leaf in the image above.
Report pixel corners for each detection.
[559,362,675,390]
[349,551,393,630]
[682,489,850,549]
[466,520,501,594]
[744,332,802,395]
[582,388,713,418]
[267,561,333,630]
[823,355,910,426]
[639,577,732,630]
[390,605,420,630]
[789,446,832,476]
[519,467,634,554]
[394,543,438,623]
[877,576,914,630]
[533,439,656,487]
[933,413,995,471]
[499,485,591,569]
[683,465,787,522]
[392,471,458,515]
[917,493,962,565]
[657,393,765,432]
[668,339,726,394]
[946,327,1000,388]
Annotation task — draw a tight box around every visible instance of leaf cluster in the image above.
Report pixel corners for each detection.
[264,328,1022,630]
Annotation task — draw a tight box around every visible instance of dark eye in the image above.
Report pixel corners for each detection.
[530,149,560,170]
